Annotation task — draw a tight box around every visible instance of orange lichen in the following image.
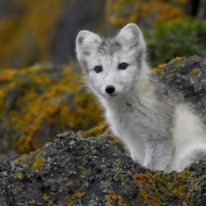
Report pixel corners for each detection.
[105,191,128,206]
[0,64,102,153]
[134,170,190,205]
[134,172,161,206]
[153,64,166,75]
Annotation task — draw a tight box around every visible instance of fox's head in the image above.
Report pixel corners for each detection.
[76,23,148,100]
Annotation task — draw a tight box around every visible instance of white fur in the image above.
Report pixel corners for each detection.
[76,23,206,172]
[173,104,206,171]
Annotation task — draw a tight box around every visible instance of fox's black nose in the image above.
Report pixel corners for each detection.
[105,85,115,94]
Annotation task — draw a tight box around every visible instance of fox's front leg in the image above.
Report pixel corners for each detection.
[143,138,174,171]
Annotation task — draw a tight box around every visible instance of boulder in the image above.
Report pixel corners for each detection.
[0,131,206,205]
[153,56,206,123]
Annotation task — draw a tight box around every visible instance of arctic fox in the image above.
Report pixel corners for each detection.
[75,23,206,172]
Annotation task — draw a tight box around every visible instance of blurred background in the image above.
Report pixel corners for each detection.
[0,0,206,159]
[0,0,206,68]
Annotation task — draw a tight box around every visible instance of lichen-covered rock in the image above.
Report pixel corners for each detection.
[0,64,102,154]
[153,56,206,122]
[0,131,206,205]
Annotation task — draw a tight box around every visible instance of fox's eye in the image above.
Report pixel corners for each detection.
[118,63,128,70]
[94,65,103,73]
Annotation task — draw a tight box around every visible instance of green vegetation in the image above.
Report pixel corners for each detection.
[146,20,206,66]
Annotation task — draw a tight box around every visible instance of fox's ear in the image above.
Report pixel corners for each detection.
[76,30,102,60]
[116,23,146,51]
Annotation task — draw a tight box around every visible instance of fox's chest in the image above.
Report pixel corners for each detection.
[105,101,157,137]
[106,106,135,135]
[105,104,149,161]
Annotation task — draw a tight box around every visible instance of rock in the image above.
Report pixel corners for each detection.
[153,56,206,123]
[0,131,206,205]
